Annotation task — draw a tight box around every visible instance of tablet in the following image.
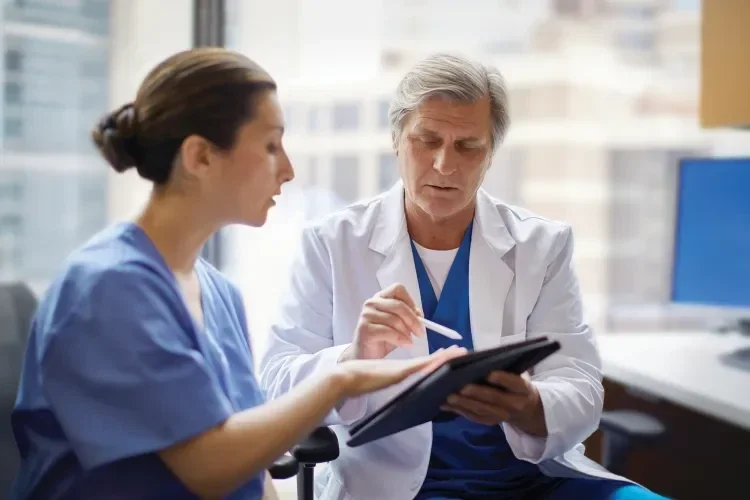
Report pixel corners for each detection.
[346,337,560,448]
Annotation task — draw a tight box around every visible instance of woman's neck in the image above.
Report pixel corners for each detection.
[135,190,220,276]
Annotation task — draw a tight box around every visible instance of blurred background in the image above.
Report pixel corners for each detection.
[2,0,750,498]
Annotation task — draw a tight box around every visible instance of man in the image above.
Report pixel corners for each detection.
[259,54,666,500]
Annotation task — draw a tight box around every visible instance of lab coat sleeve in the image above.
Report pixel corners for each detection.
[40,264,234,470]
[503,225,605,463]
[258,226,367,427]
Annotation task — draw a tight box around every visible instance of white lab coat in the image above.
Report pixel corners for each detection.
[259,183,629,500]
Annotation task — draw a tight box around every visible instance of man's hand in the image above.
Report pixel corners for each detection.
[441,371,548,437]
[340,283,426,362]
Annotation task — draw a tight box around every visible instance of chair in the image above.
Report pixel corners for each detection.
[598,409,667,476]
[269,410,666,499]
[0,282,38,497]
[269,427,339,500]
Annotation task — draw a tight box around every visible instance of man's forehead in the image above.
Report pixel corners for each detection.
[411,121,490,143]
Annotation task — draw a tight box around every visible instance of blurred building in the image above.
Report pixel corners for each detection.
[234,0,707,329]
[1,1,110,289]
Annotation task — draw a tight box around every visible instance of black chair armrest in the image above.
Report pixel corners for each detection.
[269,454,299,480]
[599,410,666,475]
[292,426,340,464]
[600,410,666,442]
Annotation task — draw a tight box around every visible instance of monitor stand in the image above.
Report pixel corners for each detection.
[716,319,750,372]
[715,318,750,335]
[720,347,750,372]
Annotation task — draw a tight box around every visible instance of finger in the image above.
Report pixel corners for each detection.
[397,352,454,378]
[486,371,530,394]
[460,384,528,414]
[419,347,468,373]
[364,324,413,348]
[447,393,511,422]
[381,283,417,310]
[361,307,414,340]
[441,403,498,426]
[372,298,423,336]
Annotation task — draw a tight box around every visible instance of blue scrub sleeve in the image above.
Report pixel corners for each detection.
[40,265,234,470]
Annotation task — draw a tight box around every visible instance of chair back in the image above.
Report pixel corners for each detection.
[0,282,37,496]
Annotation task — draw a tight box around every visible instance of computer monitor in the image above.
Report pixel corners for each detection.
[671,157,750,310]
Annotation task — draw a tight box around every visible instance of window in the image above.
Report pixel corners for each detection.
[308,157,319,186]
[0,180,24,202]
[617,31,655,51]
[554,0,582,16]
[5,50,22,71]
[332,102,361,131]
[4,82,23,104]
[378,99,390,129]
[4,117,23,139]
[332,155,360,202]
[673,0,700,11]
[223,1,732,338]
[308,106,320,132]
[1,0,114,285]
[378,153,399,191]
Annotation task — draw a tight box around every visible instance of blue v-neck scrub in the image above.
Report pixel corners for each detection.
[409,222,670,500]
[411,222,558,500]
[10,223,266,500]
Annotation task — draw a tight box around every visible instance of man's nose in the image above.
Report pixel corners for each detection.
[433,148,457,176]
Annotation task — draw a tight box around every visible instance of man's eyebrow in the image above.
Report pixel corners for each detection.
[412,125,487,144]
[412,125,439,136]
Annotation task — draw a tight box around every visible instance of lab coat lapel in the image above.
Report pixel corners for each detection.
[469,189,516,350]
[370,183,429,358]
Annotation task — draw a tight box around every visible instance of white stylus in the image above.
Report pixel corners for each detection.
[420,317,463,340]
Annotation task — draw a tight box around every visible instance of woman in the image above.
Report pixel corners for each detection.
[9,48,463,500]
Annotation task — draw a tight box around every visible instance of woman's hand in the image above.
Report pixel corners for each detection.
[335,346,467,398]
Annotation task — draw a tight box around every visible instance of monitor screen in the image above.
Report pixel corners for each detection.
[672,157,750,308]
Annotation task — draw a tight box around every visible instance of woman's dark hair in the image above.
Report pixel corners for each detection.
[92,48,276,184]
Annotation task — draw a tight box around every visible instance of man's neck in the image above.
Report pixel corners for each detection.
[405,198,475,251]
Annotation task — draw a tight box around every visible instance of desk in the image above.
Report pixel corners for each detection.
[591,331,750,499]
[598,331,750,431]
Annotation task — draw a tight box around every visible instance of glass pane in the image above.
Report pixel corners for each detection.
[222,0,737,345]
[1,0,111,289]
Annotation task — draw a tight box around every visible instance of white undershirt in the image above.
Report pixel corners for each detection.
[413,242,459,299]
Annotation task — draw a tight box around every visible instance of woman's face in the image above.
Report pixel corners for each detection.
[199,90,295,227]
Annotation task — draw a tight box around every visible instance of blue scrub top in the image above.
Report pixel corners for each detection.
[411,222,558,499]
[9,222,265,500]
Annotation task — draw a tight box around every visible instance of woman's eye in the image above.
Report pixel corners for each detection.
[267,144,279,154]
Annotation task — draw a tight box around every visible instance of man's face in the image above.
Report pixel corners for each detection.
[396,94,493,221]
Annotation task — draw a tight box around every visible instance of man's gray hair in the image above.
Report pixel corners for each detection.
[388,53,510,151]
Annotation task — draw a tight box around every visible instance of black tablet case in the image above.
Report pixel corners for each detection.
[346,337,561,447]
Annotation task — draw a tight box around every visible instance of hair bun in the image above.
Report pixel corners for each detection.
[91,103,141,173]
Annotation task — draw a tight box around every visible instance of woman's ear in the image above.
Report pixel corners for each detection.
[180,135,213,179]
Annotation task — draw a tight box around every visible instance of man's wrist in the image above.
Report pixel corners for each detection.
[510,385,548,437]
